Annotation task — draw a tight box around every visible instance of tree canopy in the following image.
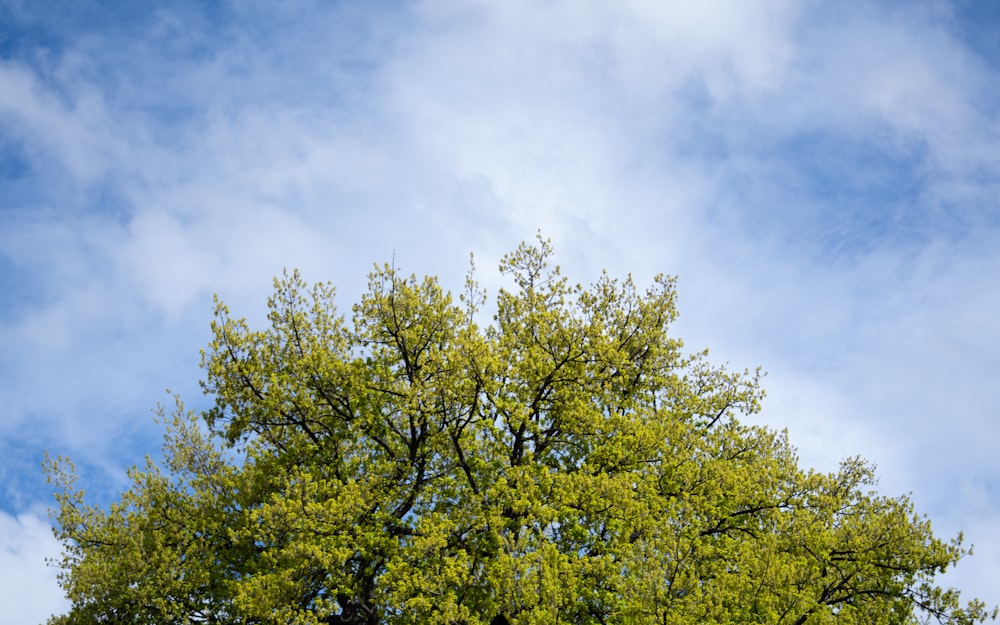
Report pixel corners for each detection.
[46,239,995,625]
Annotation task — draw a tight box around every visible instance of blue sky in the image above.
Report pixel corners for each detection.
[2,1,1000,622]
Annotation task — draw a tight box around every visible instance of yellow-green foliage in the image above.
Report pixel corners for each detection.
[45,238,994,625]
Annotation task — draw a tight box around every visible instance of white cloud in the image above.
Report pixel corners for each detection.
[0,510,69,625]
[0,57,125,187]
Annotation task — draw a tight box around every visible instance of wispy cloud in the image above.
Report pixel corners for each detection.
[0,509,69,624]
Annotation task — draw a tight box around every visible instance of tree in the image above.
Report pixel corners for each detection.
[46,238,994,625]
